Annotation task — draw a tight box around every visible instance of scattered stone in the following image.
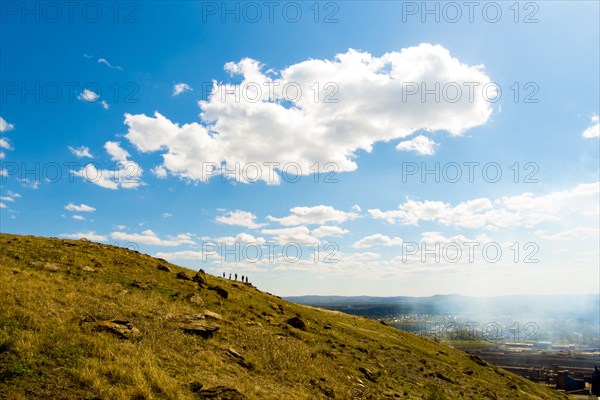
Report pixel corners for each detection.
[43,263,61,272]
[81,266,95,272]
[157,264,171,272]
[179,320,219,338]
[285,316,306,330]
[131,281,150,289]
[90,320,140,339]
[193,270,208,287]
[189,381,204,393]
[379,320,388,326]
[469,354,488,367]
[188,294,204,306]
[435,372,455,384]
[202,310,222,320]
[358,366,378,382]
[463,369,474,375]
[176,272,193,281]
[79,237,90,242]
[194,386,246,399]
[324,324,332,330]
[225,348,253,369]
[245,321,262,327]
[208,285,228,299]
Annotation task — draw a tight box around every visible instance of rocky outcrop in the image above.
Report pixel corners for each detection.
[89,320,140,339]
[208,285,228,299]
[194,386,246,399]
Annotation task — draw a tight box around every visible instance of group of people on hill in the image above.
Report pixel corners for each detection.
[592,366,600,396]
[222,272,249,284]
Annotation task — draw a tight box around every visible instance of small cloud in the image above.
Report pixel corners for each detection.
[68,146,93,158]
[352,204,361,212]
[72,215,85,221]
[104,141,130,162]
[98,58,124,71]
[173,83,193,96]
[60,231,108,242]
[396,135,438,156]
[65,203,96,212]
[582,114,600,139]
[152,165,167,179]
[100,100,110,110]
[0,138,11,150]
[78,89,100,103]
[0,116,14,132]
[83,53,93,59]
[162,213,173,218]
[0,196,15,202]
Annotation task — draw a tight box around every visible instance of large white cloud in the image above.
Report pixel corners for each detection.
[369,182,599,229]
[75,142,143,190]
[268,205,358,226]
[122,44,493,183]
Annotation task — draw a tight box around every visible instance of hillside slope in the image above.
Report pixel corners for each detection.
[0,234,567,399]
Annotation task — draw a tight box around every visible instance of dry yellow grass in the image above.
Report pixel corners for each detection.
[0,233,569,399]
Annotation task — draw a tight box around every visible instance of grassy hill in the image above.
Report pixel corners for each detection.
[0,233,568,399]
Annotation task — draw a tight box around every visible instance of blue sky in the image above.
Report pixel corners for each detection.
[1,1,598,296]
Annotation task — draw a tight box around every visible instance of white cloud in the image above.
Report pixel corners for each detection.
[104,141,130,162]
[260,226,319,245]
[0,196,14,202]
[0,117,14,132]
[0,138,12,150]
[536,227,599,241]
[110,230,195,246]
[122,44,493,184]
[0,169,7,176]
[100,100,110,110]
[268,205,357,226]
[396,135,438,155]
[76,142,143,189]
[152,165,167,178]
[209,233,266,245]
[60,231,108,242]
[162,212,172,218]
[68,146,93,158]
[0,202,5,208]
[65,202,96,212]
[582,114,600,138]
[351,204,361,212]
[369,182,599,229]
[215,210,264,229]
[78,89,100,102]
[98,58,124,71]
[311,225,349,238]
[173,83,193,96]
[154,250,206,261]
[353,234,403,249]
[72,215,85,221]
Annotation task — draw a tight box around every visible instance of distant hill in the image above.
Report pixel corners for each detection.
[286,294,600,320]
[0,234,568,399]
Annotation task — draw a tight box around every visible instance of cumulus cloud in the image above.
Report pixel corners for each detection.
[396,135,438,155]
[268,205,357,226]
[68,146,93,158]
[311,225,349,238]
[72,215,85,221]
[122,44,493,184]
[0,117,14,132]
[105,141,130,162]
[369,182,599,229]
[215,210,264,229]
[207,233,266,245]
[110,230,195,246]
[0,138,11,150]
[582,114,600,138]
[78,89,100,102]
[65,203,96,212]
[60,231,108,242]
[353,234,403,249]
[76,142,143,190]
[173,83,193,96]
[260,226,319,245]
